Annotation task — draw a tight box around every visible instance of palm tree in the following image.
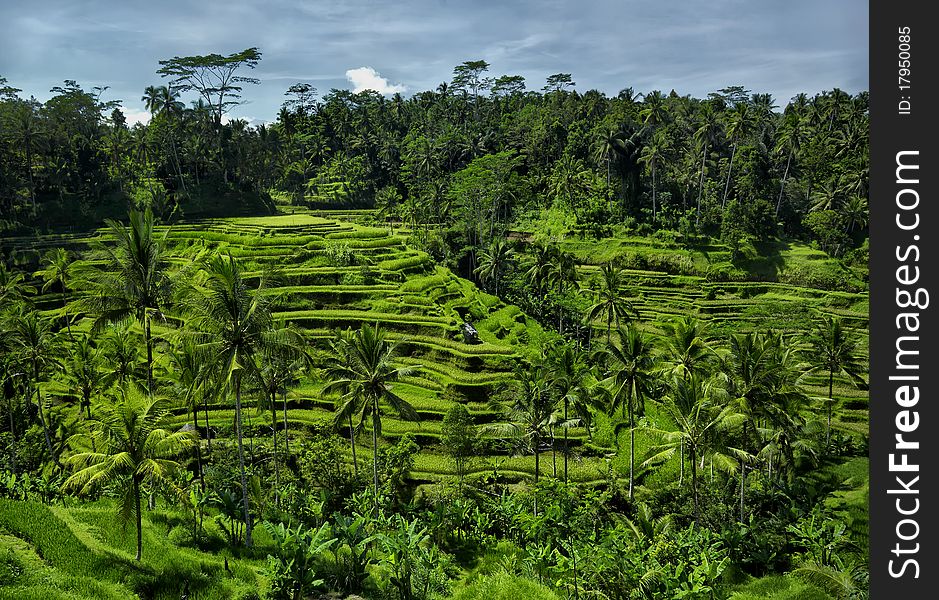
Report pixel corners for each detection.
[323,324,419,515]
[63,384,195,560]
[167,337,209,489]
[36,248,74,337]
[9,312,61,467]
[660,316,714,381]
[488,361,554,484]
[774,110,806,217]
[547,344,589,483]
[548,155,591,214]
[64,336,103,420]
[721,103,755,208]
[584,262,637,343]
[693,104,723,225]
[643,375,744,521]
[723,332,804,520]
[474,238,515,296]
[79,207,173,395]
[639,90,668,130]
[841,196,869,234]
[592,129,625,191]
[185,253,291,546]
[805,317,866,447]
[100,325,143,388]
[638,130,669,219]
[605,324,656,500]
[524,244,556,300]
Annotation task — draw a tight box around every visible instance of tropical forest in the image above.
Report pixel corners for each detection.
[0,49,869,600]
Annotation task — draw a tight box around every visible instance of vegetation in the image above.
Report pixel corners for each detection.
[0,55,868,599]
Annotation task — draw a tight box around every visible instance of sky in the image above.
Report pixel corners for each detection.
[0,0,868,126]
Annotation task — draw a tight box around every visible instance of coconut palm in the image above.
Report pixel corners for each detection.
[841,196,869,234]
[64,335,104,420]
[547,344,590,483]
[474,238,515,296]
[805,317,866,447]
[693,103,723,224]
[638,129,669,219]
[660,316,714,381]
[605,324,656,500]
[9,312,61,467]
[487,361,553,484]
[643,375,745,521]
[79,207,173,394]
[167,336,209,489]
[584,262,637,343]
[63,384,195,560]
[184,253,292,546]
[721,103,755,209]
[323,324,419,515]
[36,248,74,337]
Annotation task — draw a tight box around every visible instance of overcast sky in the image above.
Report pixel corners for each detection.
[0,0,868,125]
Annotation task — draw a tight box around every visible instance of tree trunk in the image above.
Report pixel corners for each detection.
[696,144,708,226]
[563,399,569,484]
[234,376,253,546]
[349,413,359,477]
[679,439,684,488]
[775,150,792,217]
[134,476,143,560]
[282,390,289,457]
[628,382,635,501]
[270,397,279,505]
[739,463,746,522]
[722,143,737,209]
[144,315,154,395]
[34,376,59,469]
[203,395,212,453]
[690,444,698,523]
[652,161,657,220]
[826,371,834,448]
[534,433,540,484]
[193,407,204,491]
[371,398,380,517]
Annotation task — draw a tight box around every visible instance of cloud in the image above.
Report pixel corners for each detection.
[345,67,405,95]
[120,106,151,126]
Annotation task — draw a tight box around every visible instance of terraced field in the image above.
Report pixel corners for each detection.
[0,211,869,486]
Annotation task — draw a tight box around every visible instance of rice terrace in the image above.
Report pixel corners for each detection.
[0,39,869,600]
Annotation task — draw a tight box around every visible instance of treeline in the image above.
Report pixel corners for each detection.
[1,54,866,254]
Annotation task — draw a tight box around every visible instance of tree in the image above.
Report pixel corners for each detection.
[474,238,515,296]
[544,73,575,94]
[80,208,173,394]
[605,324,656,500]
[185,253,290,546]
[638,129,670,219]
[644,375,744,521]
[805,317,865,447]
[721,102,755,208]
[488,362,553,484]
[158,48,262,179]
[264,521,336,600]
[693,103,723,225]
[584,262,636,343]
[323,324,419,515]
[64,335,103,420]
[441,404,476,483]
[63,384,195,560]
[451,60,491,118]
[36,248,75,337]
[9,312,61,467]
[547,344,589,483]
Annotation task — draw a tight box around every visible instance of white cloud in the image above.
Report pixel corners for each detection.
[120,106,151,126]
[345,67,405,95]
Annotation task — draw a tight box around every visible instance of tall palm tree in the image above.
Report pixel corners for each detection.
[547,344,590,483]
[9,312,61,467]
[79,208,173,395]
[185,253,290,546]
[721,103,755,208]
[592,129,625,191]
[474,238,515,297]
[605,325,656,500]
[64,335,103,420]
[660,316,714,381]
[487,361,554,485]
[36,248,74,337]
[584,262,637,343]
[63,384,195,561]
[167,337,209,489]
[638,129,669,219]
[693,104,723,225]
[805,317,866,447]
[774,110,806,217]
[644,375,745,521]
[723,332,804,520]
[841,196,869,234]
[323,324,419,515]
